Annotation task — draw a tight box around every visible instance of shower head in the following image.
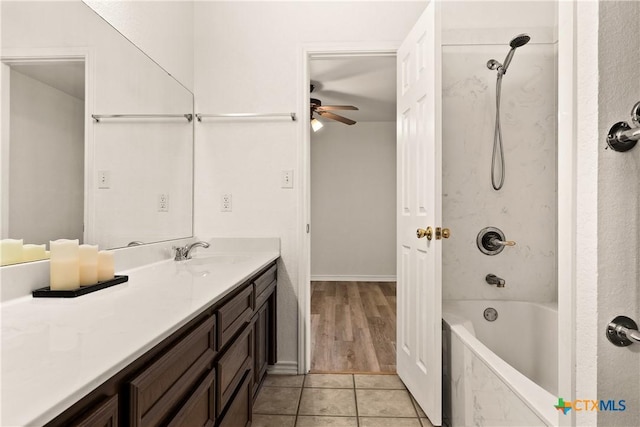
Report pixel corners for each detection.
[486,33,530,75]
[510,33,531,48]
[502,33,530,74]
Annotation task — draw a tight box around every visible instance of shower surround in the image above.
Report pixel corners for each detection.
[442,32,558,303]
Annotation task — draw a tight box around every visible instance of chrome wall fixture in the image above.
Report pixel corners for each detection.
[606,101,640,152]
[195,113,296,122]
[92,114,193,123]
[476,226,516,255]
[606,315,640,347]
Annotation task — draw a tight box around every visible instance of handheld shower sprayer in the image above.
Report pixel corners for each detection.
[487,33,530,191]
[486,34,530,76]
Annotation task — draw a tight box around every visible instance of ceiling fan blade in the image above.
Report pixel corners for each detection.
[318,111,356,125]
[316,105,359,111]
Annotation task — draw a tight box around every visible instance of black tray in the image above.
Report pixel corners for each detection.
[32,275,128,298]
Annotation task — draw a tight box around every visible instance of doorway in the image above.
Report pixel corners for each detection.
[305,52,398,373]
[1,58,86,243]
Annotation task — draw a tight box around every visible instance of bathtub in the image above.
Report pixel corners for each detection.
[442,300,558,426]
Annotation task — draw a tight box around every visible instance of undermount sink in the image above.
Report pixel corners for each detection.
[187,254,252,266]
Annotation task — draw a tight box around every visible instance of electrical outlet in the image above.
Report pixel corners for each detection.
[98,170,111,189]
[221,193,232,212]
[281,170,294,188]
[158,193,169,212]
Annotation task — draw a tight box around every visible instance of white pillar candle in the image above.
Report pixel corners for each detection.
[50,239,80,290]
[23,244,46,262]
[97,251,114,282]
[79,244,99,286]
[0,239,24,266]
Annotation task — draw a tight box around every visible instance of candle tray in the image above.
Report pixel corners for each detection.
[32,275,129,298]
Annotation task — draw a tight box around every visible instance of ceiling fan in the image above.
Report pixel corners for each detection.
[310,84,358,128]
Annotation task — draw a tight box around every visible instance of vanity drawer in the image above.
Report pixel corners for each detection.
[129,316,216,427]
[71,395,118,427]
[166,369,216,427]
[218,369,252,427]
[216,325,253,416]
[217,285,253,350]
[254,264,277,299]
[255,280,276,311]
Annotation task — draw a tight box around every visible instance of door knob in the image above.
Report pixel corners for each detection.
[417,227,433,240]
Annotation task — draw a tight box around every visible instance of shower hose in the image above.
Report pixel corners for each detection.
[492,73,505,191]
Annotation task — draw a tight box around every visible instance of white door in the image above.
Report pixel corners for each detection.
[396,1,442,425]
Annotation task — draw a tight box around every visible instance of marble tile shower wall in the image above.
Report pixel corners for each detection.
[442,42,557,302]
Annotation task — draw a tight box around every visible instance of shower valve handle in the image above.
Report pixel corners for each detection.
[490,238,516,247]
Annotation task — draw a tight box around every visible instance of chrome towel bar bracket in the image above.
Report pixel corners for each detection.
[606,101,640,152]
[606,315,640,347]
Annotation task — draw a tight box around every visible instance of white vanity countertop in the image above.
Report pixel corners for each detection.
[1,249,279,426]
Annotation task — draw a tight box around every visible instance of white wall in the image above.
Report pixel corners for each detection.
[596,1,640,425]
[84,0,194,92]
[441,4,557,303]
[9,70,84,243]
[310,122,396,281]
[193,1,426,368]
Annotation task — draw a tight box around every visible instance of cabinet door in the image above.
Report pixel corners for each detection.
[218,370,252,427]
[72,395,118,427]
[253,302,269,397]
[166,369,216,427]
[216,325,253,416]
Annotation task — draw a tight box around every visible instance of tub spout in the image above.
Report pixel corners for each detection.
[486,274,505,287]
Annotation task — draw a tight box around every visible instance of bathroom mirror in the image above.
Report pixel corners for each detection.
[1,0,194,260]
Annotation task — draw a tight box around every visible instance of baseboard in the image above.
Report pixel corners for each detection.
[267,361,299,375]
[310,275,396,282]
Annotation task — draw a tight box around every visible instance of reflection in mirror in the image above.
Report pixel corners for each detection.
[1,1,194,265]
[7,60,85,245]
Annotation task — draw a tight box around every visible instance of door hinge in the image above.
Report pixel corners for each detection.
[306,224,310,233]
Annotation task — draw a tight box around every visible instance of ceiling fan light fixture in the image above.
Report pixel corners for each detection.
[311,117,324,132]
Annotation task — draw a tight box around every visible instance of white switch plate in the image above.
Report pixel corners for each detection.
[98,170,110,189]
[281,170,294,188]
[221,193,232,212]
[158,193,169,212]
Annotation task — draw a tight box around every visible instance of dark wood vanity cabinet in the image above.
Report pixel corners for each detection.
[71,395,119,427]
[129,315,216,427]
[251,263,277,398]
[45,261,277,427]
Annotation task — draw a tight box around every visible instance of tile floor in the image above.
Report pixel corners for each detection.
[252,373,435,427]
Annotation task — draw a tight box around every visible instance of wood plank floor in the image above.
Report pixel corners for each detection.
[310,281,397,373]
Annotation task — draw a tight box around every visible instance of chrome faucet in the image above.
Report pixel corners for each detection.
[174,241,210,261]
[486,274,505,288]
